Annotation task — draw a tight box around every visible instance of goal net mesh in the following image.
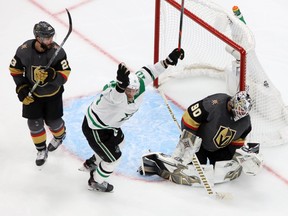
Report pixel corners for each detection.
[155,0,288,146]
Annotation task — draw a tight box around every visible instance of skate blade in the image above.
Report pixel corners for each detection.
[78,165,91,172]
[35,160,48,171]
[78,164,97,172]
[87,186,113,193]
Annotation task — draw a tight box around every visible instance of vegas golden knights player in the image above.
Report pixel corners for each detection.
[9,21,71,166]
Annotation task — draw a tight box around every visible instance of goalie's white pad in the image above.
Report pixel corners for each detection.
[139,152,177,176]
[172,129,202,165]
[139,151,263,187]
[214,160,242,183]
[139,152,243,186]
[139,152,213,186]
[182,164,214,187]
[234,143,263,176]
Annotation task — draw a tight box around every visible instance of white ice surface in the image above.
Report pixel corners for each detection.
[0,0,288,215]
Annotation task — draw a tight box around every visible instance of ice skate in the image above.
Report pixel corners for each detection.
[79,155,97,172]
[88,171,113,192]
[48,132,66,152]
[36,149,48,166]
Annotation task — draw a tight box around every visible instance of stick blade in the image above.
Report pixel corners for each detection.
[65,8,73,32]
[211,192,233,200]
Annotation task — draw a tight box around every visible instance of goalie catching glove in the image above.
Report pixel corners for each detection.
[163,48,185,68]
[172,129,202,165]
[34,66,57,84]
[234,143,263,176]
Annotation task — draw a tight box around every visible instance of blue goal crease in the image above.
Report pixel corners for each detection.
[63,89,183,180]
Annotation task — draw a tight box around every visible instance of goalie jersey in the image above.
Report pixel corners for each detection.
[182,93,252,152]
[86,62,166,130]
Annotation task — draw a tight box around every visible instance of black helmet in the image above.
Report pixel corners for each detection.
[33,21,55,38]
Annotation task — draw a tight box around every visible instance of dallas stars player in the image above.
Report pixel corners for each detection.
[81,48,185,192]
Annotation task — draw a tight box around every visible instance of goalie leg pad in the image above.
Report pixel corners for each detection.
[139,152,214,186]
[235,153,263,176]
[181,164,214,186]
[214,160,242,184]
[138,153,163,176]
[234,143,263,176]
[165,168,195,186]
[139,152,178,176]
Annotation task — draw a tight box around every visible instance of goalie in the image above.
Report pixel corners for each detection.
[139,91,263,186]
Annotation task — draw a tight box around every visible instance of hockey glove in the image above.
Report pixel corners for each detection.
[35,66,48,84]
[16,84,34,105]
[44,67,57,82]
[116,63,130,93]
[22,96,35,105]
[35,66,57,84]
[163,48,185,68]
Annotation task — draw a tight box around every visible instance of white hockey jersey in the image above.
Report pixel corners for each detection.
[86,62,166,130]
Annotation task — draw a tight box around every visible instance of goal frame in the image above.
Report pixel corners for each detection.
[152,0,288,147]
[153,0,247,90]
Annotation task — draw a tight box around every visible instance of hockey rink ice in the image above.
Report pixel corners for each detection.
[64,88,183,179]
[0,0,288,215]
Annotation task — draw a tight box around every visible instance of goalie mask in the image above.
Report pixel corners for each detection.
[230,91,252,121]
[127,73,140,90]
[33,21,55,38]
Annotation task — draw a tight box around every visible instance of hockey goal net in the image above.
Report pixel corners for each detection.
[154,0,288,146]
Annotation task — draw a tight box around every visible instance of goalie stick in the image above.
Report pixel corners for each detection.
[29,8,73,96]
[159,89,232,200]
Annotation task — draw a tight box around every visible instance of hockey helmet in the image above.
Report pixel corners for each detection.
[230,91,252,121]
[127,73,140,90]
[33,21,55,38]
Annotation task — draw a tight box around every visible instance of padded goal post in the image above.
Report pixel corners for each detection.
[154,0,288,146]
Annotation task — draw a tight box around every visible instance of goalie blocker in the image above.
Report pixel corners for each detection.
[138,142,263,186]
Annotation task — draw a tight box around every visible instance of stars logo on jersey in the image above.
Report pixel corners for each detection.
[119,113,133,122]
[213,126,236,148]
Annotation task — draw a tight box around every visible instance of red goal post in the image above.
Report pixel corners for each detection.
[153,0,288,146]
[154,0,248,90]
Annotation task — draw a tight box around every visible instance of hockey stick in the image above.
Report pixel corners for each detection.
[29,8,73,96]
[178,0,185,50]
[159,89,232,200]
